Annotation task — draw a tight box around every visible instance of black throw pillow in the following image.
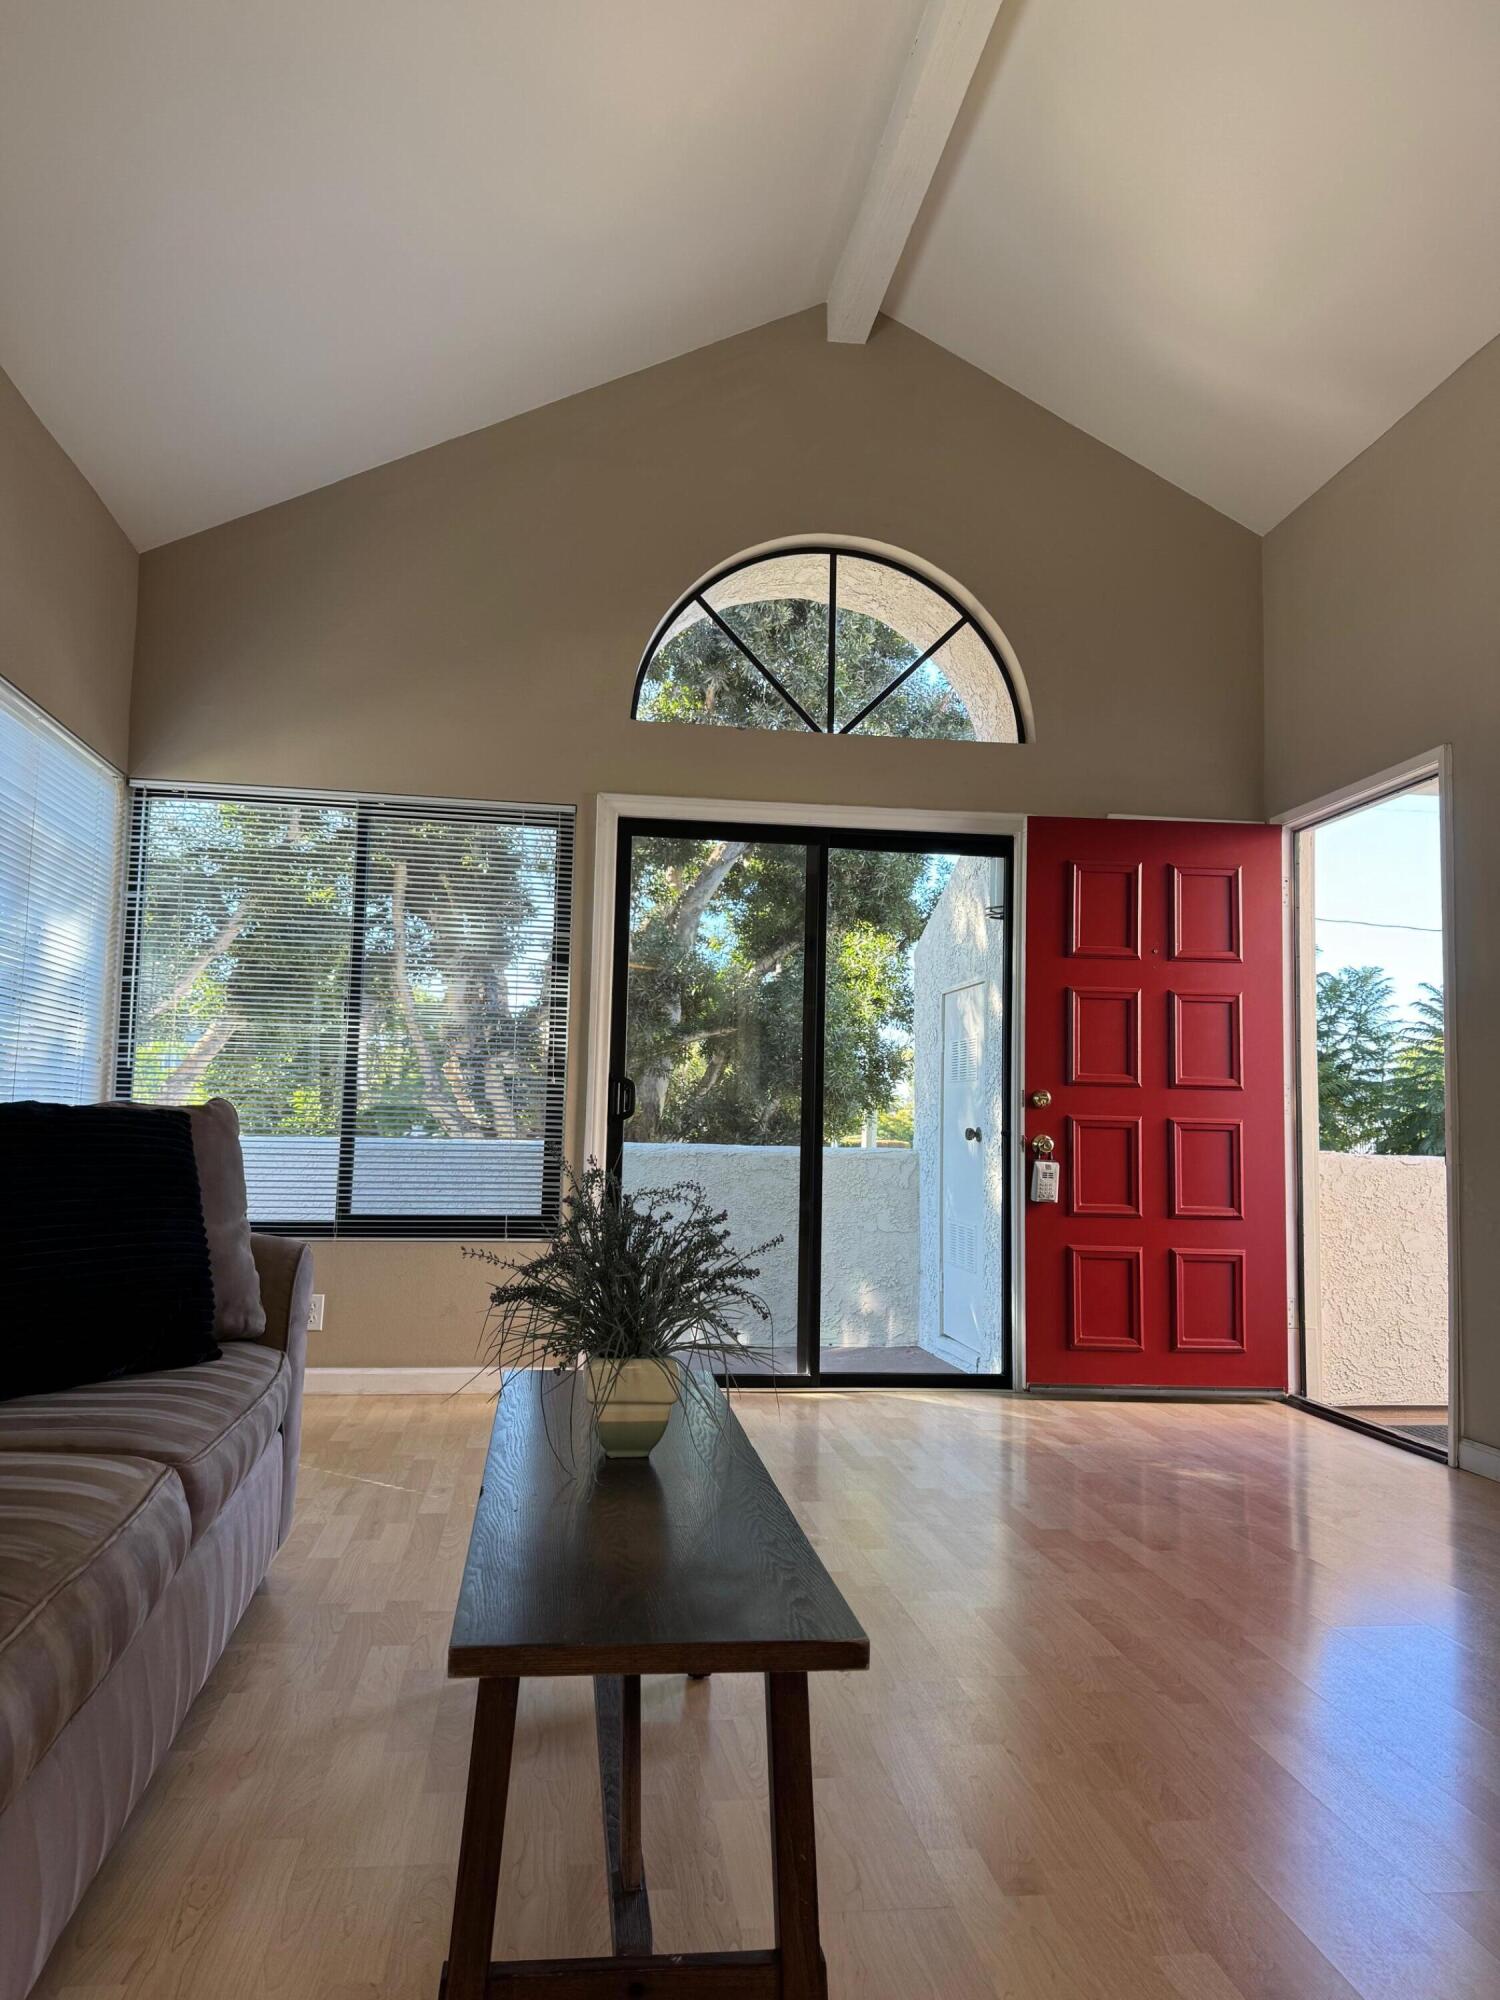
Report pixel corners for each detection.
[0,1101,220,1400]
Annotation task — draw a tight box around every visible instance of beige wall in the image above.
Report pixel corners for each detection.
[131,308,1262,1367]
[1,363,136,766]
[1264,331,1500,1458]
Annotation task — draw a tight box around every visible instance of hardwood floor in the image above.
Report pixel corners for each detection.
[32,1392,1500,2000]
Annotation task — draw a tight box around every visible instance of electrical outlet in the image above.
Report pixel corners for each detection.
[307,1292,325,1332]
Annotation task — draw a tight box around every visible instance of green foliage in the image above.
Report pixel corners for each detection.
[1383,984,1447,1156]
[822,909,918,1141]
[877,1095,914,1147]
[1316,965,1446,1156]
[129,797,554,1141]
[1316,965,1397,1152]
[639,598,974,740]
[464,1164,783,1451]
[624,837,936,1147]
[629,592,973,1146]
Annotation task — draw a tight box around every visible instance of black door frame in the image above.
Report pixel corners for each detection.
[605,815,1015,1387]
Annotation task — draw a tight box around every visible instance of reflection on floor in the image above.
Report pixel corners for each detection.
[821,1343,968,1378]
[1342,1405,1449,1451]
[747,1342,970,1379]
[41,1396,1500,1999]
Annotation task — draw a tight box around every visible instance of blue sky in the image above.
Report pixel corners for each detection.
[1312,789,1443,1018]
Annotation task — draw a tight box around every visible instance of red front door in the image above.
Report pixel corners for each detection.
[1023,817,1287,1389]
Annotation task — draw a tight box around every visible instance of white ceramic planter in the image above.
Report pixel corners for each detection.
[586,1356,678,1459]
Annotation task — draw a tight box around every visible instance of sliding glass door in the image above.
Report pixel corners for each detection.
[606,819,1012,1383]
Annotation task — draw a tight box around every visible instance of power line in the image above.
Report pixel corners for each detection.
[1316,915,1442,934]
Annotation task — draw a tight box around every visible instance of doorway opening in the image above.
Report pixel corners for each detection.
[1293,769,1453,1457]
[604,818,1013,1384]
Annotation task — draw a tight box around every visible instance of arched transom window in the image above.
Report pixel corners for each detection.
[632,544,1024,744]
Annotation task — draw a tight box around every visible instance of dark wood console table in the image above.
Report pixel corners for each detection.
[439,1380,870,2000]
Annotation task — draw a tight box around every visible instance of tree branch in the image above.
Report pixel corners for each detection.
[158,1018,243,1102]
[390,856,468,1138]
[147,911,248,1021]
[633,842,754,1137]
[738,940,798,987]
[669,840,748,946]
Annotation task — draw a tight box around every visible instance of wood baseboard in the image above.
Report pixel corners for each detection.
[304,1366,492,1394]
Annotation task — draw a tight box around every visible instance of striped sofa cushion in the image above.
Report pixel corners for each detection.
[0,1345,289,1539]
[0,1451,191,1812]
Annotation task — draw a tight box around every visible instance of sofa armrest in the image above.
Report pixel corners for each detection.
[250,1233,311,1545]
[251,1233,312,1361]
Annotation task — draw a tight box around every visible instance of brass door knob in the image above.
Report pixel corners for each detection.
[1030,1134,1055,1156]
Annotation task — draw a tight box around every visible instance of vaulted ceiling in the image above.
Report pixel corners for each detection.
[2,1,1497,549]
[889,0,1500,533]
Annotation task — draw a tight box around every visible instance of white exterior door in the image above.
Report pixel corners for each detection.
[940,983,986,1363]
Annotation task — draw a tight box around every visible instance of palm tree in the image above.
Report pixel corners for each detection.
[1316,965,1396,1151]
[1383,983,1446,1156]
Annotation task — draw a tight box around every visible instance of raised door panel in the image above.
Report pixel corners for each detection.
[1069,1115,1142,1217]
[1171,865,1243,961]
[1170,992,1244,1090]
[1170,1118,1244,1219]
[1068,988,1141,1087]
[1068,1247,1144,1351]
[1171,1249,1247,1351]
[1070,862,1141,959]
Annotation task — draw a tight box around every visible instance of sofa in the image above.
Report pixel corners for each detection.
[0,1230,311,1999]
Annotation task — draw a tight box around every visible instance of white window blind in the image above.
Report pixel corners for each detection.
[0,679,124,1103]
[116,786,573,1236]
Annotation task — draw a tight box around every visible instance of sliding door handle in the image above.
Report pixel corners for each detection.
[609,1076,637,1121]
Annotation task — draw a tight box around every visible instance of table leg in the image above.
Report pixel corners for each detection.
[593,1675,653,1955]
[765,1672,827,2000]
[619,1674,643,1893]
[444,1675,519,2000]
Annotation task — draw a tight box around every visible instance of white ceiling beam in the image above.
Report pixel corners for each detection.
[828,0,1005,344]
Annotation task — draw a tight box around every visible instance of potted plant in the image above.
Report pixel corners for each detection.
[465,1163,781,1460]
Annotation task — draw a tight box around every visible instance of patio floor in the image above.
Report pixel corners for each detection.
[1341,1405,1449,1452]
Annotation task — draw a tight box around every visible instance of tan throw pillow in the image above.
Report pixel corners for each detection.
[185,1098,266,1339]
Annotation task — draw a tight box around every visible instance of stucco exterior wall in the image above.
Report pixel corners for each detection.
[912,857,1007,1371]
[1314,1152,1448,1406]
[620,1141,919,1362]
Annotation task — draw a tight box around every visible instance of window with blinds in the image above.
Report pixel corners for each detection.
[115,787,573,1236]
[0,679,125,1103]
